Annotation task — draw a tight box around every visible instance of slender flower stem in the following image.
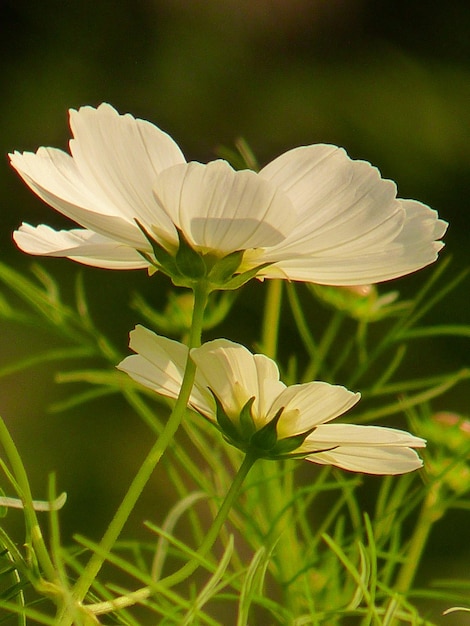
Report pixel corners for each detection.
[259,279,302,620]
[260,279,283,360]
[396,491,440,591]
[384,482,443,626]
[57,282,210,625]
[0,416,57,584]
[85,452,258,616]
[160,451,257,587]
[303,309,343,382]
[286,282,318,362]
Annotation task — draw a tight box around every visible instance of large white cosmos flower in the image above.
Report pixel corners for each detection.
[10,103,447,286]
[117,325,425,474]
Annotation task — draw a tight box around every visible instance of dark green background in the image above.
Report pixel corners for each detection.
[0,1,469,622]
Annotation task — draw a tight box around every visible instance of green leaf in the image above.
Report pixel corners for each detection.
[0,347,96,379]
[398,324,470,340]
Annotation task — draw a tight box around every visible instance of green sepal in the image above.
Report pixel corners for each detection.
[207,250,244,285]
[174,228,207,279]
[138,249,171,279]
[269,427,317,457]
[275,444,339,461]
[210,389,241,444]
[238,396,257,439]
[249,406,284,452]
[135,220,181,277]
[221,262,274,291]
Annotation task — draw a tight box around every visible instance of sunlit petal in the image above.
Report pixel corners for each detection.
[257,145,447,284]
[271,382,360,437]
[191,339,286,422]
[11,104,446,285]
[301,423,426,449]
[307,446,424,475]
[10,147,146,247]
[13,223,148,269]
[69,103,185,227]
[154,161,295,255]
[260,144,402,253]
[301,424,425,474]
[117,326,213,417]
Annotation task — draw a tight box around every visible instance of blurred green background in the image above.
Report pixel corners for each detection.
[0,0,469,622]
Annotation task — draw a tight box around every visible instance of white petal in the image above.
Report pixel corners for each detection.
[10,103,186,248]
[153,161,296,255]
[260,145,403,254]
[13,223,148,269]
[117,326,214,417]
[257,200,447,285]
[307,446,423,475]
[257,145,446,285]
[301,424,425,474]
[190,339,286,424]
[271,382,360,438]
[303,424,426,448]
[391,199,447,264]
[10,148,148,248]
[69,103,184,229]
[118,326,187,396]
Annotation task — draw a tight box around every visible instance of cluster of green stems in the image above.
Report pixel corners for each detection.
[0,276,451,625]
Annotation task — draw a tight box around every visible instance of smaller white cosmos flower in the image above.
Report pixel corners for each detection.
[10,103,447,287]
[117,325,425,474]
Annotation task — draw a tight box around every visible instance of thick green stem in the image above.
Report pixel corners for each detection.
[57,283,209,624]
[85,453,258,616]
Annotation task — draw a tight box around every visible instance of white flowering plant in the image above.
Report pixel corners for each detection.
[0,104,468,625]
